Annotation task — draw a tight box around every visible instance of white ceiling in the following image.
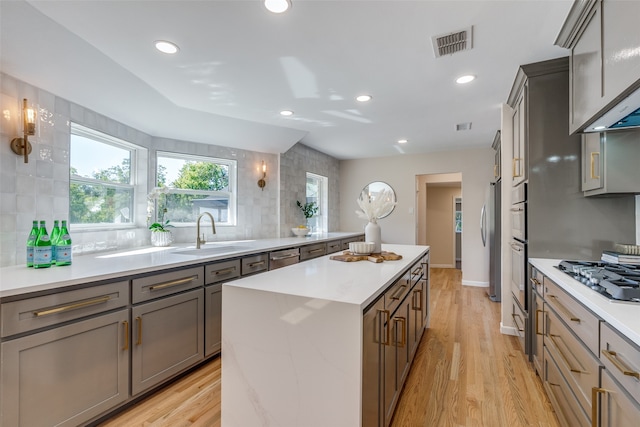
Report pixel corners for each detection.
[0,0,573,160]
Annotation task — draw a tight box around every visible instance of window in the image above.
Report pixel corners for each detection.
[70,124,139,227]
[156,152,237,226]
[305,173,328,233]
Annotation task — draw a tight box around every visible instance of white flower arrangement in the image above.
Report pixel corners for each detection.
[355,188,397,223]
[147,186,172,231]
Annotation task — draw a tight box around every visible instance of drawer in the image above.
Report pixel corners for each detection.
[544,276,600,356]
[205,259,241,284]
[544,347,590,427]
[410,260,425,285]
[341,236,364,250]
[545,304,601,417]
[1,281,129,337]
[600,322,640,404]
[384,277,411,314]
[530,265,544,297]
[511,296,527,353]
[326,239,342,254]
[241,253,268,276]
[300,243,326,261]
[132,266,204,304]
[600,369,640,427]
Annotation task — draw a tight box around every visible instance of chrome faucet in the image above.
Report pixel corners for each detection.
[196,212,216,249]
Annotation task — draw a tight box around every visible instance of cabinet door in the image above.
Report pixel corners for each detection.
[532,293,545,377]
[543,347,590,427]
[410,281,425,357]
[581,132,603,191]
[205,284,222,357]
[1,309,129,427]
[362,298,385,427]
[512,91,526,186]
[599,369,640,427]
[512,97,521,186]
[131,288,204,395]
[570,3,602,133]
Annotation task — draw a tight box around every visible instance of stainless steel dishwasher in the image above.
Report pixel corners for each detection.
[268,248,300,270]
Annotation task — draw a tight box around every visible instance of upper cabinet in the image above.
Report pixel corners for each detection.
[581,129,640,196]
[556,0,640,133]
[492,130,501,181]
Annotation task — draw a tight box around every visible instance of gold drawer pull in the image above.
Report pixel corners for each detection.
[123,320,129,351]
[213,267,236,276]
[395,316,407,348]
[547,295,580,322]
[530,277,541,286]
[602,350,640,379]
[390,285,407,300]
[592,387,606,427]
[512,158,522,178]
[590,152,600,179]
[248,261,266,268]
[149,275,198,291]
[412,289,423,311]
[549,334,586,374]
[136,316,142,345]
[535,309,544,336]
[308,248,324,254]
[377,309,391,346]
[33,295,111,317]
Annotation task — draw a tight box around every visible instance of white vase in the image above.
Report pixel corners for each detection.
[365,221,381,253]
[151,231,173,247]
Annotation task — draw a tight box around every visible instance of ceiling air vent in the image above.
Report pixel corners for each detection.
[432,26,473,58]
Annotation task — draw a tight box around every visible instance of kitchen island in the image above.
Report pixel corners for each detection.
[221,244,430,427]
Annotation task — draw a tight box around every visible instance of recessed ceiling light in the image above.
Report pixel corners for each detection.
[456,75,475,84]
[155,40,179,54]
[356,95,372,102]
[264,0,291,13]
[397,139,408,144]
[280,110,294,116]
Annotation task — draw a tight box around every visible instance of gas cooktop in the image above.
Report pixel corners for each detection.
[556,260,640,303]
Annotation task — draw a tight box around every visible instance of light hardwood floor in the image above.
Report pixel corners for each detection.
[98,268,559,427]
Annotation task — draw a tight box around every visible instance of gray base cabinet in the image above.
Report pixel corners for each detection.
[205,283,222,357]
[131,288,204,396]
[1,309,129,427]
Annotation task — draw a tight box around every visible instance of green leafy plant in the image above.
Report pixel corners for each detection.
[149,218,173,232]
[297,201,318,219]
[147,187,174,232]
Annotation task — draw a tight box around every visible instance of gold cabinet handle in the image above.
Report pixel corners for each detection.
[590,152,600,179]
[213,267,236,276]
[549,334,586,374]
[33,295,111,317]
[308,248,324,254]
[390,285,407,300]
[530,277,541,286]
[512,158,522,178]
[493,164,498,178]
[547,295,580,322]
[377,309,391,346]
[592,387,606,427]
[123,320,129,351]
[149,275,198,291]
[248,261,266,268]
[412,289,423,311]
[602,349,640,379]
[136,316,142,345]
[535,309,545,336]
[395,317,407,348]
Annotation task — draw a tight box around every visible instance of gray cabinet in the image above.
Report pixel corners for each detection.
[241,253,268,276]
[131,267,205,396]
[511,89,526,187]
[299,242,327,261]
[557,0,640,133]
[492,130,501,180]
[204,259,240,357]
[1,309,129,427]
[582,130,640,196]
[326,239,342,254]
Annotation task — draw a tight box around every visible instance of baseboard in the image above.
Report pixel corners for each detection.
[431,263,455,268]
[461,279,489,287]
[500,323,518,336]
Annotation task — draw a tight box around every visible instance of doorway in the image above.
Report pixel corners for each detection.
[416,173,462,269]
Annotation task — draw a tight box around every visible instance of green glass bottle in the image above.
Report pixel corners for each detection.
[50,220,61,264]
[26,220,39,267]
[34,220,52,269]
[56,220,72,266]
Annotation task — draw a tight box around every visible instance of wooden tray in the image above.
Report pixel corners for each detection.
[329,251,402,263]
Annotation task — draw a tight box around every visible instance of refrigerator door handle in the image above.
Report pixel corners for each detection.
[480,204,487,247]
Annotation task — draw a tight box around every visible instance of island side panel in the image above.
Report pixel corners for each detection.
[221,285,363,427]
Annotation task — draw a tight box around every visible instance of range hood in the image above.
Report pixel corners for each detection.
[584,87,640,132]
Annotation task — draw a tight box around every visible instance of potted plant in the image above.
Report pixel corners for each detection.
[296,201,318,234]
[148,186,174,246]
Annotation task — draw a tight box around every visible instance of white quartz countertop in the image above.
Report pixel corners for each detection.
[529,258,640,347]
[0,232,363,299]
[224,244,429,309]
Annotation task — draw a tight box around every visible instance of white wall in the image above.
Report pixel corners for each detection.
[339,147,494,285]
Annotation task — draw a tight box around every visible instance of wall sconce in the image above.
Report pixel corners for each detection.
[10,98,36,163]
[257,161,267,191]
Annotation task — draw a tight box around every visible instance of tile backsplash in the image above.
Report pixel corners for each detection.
[1,73,339,267]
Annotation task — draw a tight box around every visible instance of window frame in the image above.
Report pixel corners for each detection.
[69,123,141,230]
[305,172,328,234]
[155,151,238,227]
